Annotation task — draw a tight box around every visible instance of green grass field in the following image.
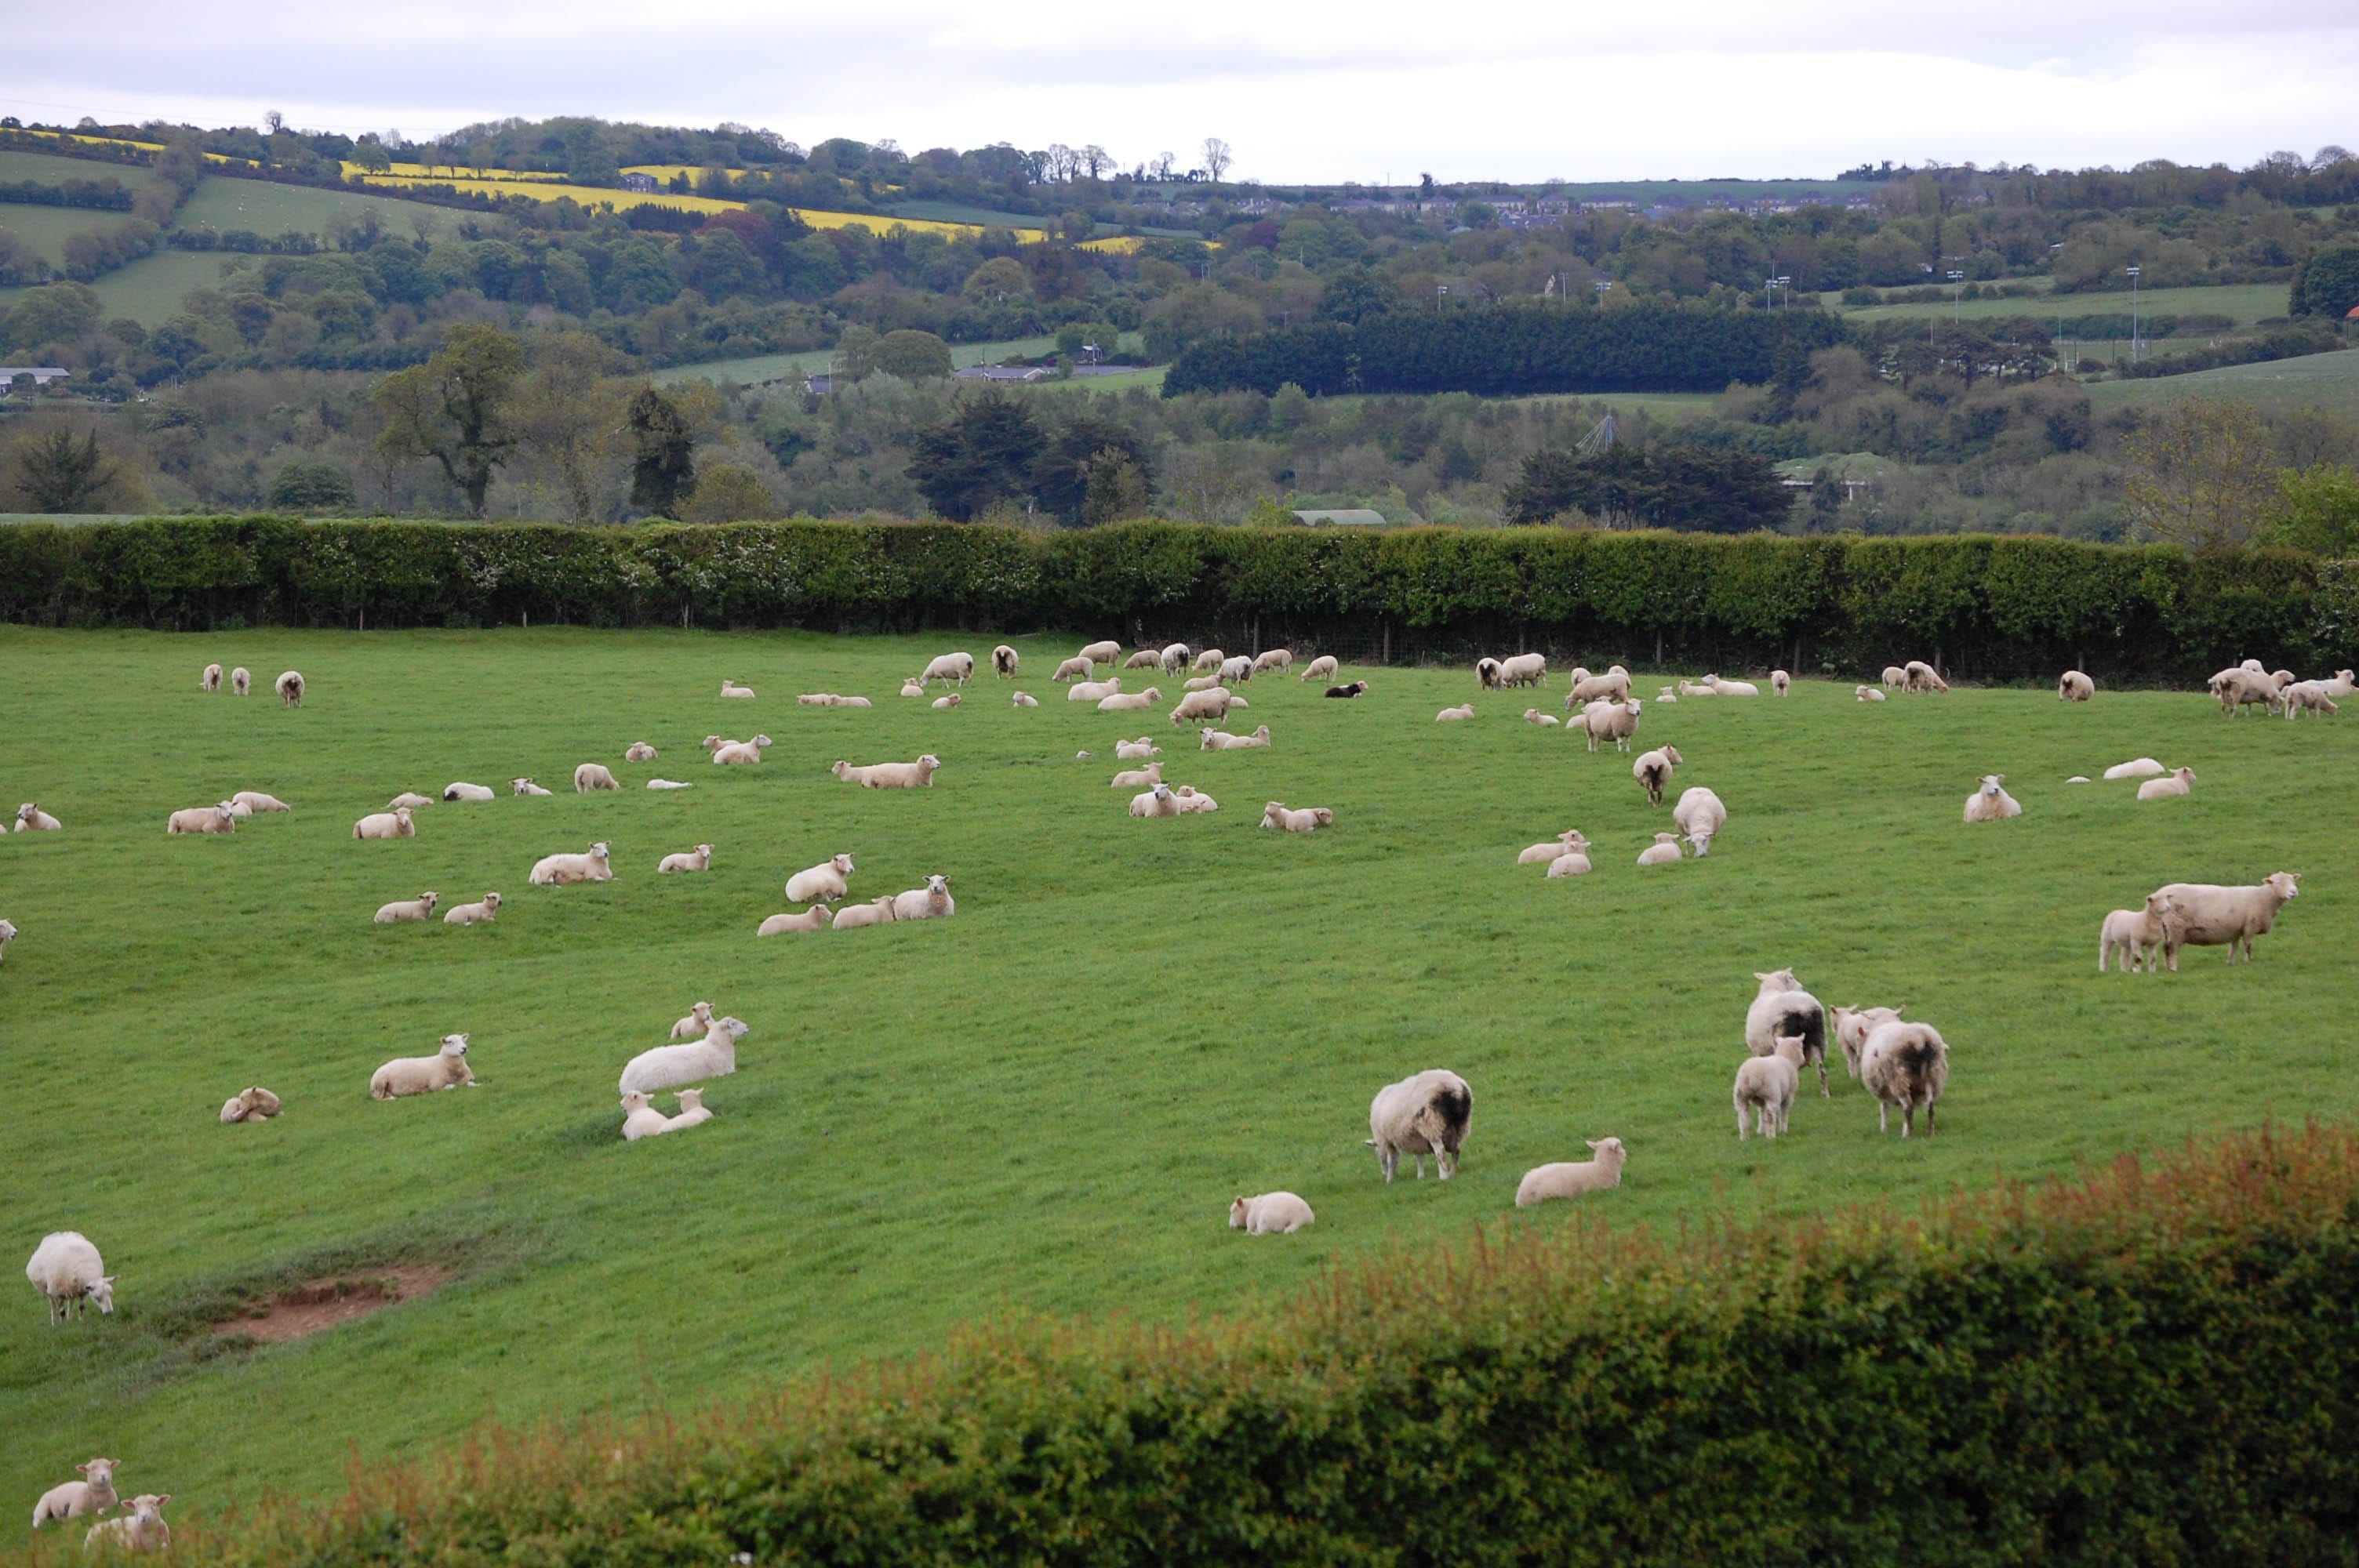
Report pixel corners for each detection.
[2085,349,2359,415]
[2,628,2351,1525]
[1838,282,2288,328]
[0,205,147,270]
[654,333,1147,389]
[170,177,456,241]
[0,250,251,326]
[0,150,157,191]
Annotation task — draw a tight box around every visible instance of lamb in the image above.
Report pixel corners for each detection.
[786,853,855,903]
[2148,873,2300,967]
[1228,1192,1315,1234]
[1098,687,1162,713]
[1903,661,1947,694]
[758,906,834,935]
[1545,842,1594,877]
[1110,761,1164,789]
[231,791,290,814]
[1169,688,1237,725]
[920,652,975,686]
[1859,1020,1949,1135]
[720,680,756,699]
[666,1087,713,1130]
[371,1033,475,1098]
[443,892,502,926]
[1703,674,1760,696]
[1672,787,1727,855]
[2137,766,2197,800]
[443,781,496,802]
[670,1001,715,1040]
[1746,970,1831,1097]
[569,761,620,792]
[625,742,659,760]
[1052,655,1096,683]
[1115,737,1162,760]
[16,802,63,831]
[1734,1035,1805,1139]
[1367,1068,1473,1181]
[1159,642,1194,673]
[1497,652,1547,688]
[1192,648,1225,672]
[1519,829,1587,865]
[994,644,1024,677]
[1182,672,1223,692]
[169,802,240,836]
[1856,685,1886,702]
[1514,1138,1626,1206]
[511,777,553,797]
[529,840,613,884]
[901,678,925,698]
[1201,724,1272,751]
[387,791,435,810]
[1011,691,1039,707]
[275,670,305,706]
[84,1495,172,1555]
[25,1232,115,1323]
[31,1457,122,1528]
[2280,681,2340,718]
[646,779,692,789]
[620,1016,748,1094]
[1219,655,1255,685]
[2099,895,2173,973]
[352,805,417,840]
[890,873,955,920]
[2322,668,2358,696]
[1124,648,1163,669]
[0,916,17,965]
[219,1085,284,1123]
[1130,782,1181,818]
[834,753,941,789]
[1632,744,1682,806]
[1524,709,1561,727]
[1569,671,1632,704]
[1636,832,1683,866]
[1584,697,1642,753]
[373,891,440,924]
[1677,680,1717,699]
[1172,785,1219,814]
[2059,670,2095,702]
[1963,775,2023,822]
[1325,681,1369,699]
[201,662,223,693]
[1881,665,1906,689]
[1068,676,1122,702]
[231,666,250,695]
[1830,1005,1906,1079]
[1261,801,1333,833]
[711,735,772,765]
[1435,703,1476,722]
[1771,669,1790,697]
[1252,648,1296,674]
[831,896,897,929]
[1299,655,1339,683]
[658,844,714,873]
[1657,687,1678,704]
[2103,757,2165,781]
[620,1090,672,1141]
[932,693,962,710]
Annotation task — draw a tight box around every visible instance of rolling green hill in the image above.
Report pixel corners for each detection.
[2085,349,2359,414]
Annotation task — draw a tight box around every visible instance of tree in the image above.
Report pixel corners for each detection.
[871,329,954,380]
[2261,464,2359,554]
[1201,137,1233,189]
[2122,398,2281,548]
[2289,240,2359,320]
[961,257,1030,303]
[909,392,1044,521]
[1032,416,1154,524]
[267,459,355,511]
[1504,445,1789,531]
[1080,447,1149,524]
[9,427,118,513]
[626,387,697,518]
[370,323,524,517]
[680,462,778,523]
[515,332,625,524]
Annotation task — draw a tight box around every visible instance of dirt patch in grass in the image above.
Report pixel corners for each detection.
[216,1265,450,1343]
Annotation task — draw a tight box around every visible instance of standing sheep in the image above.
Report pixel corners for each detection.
[1672,787,1727,855]
[670,1000,714,1040]
[620,1016,749,1094]
[1366,1069,1472,1182]
[1251,648,1296,675]
[31,1457,122,1529]
[1052,655,1096,683]
[2148,873,2300,967]
[1159,642,1193,674]
[83,1495,171,1555]
[529,840,613,884]
[1077,639,1121,668]
[1771,669,1790,696]
[1902,661,1946,693]
[1859,1020,1950,1136]
[1830,1004,1906,1080]
[994,644,1023,677]
[1124,648,1163,669]
[16,802,63,832]
[1228,1192,1315,1234]
[1475,657,1503,688]
[2099,895,2173,974]
[1299,655,1339,683]
[1514,1138,1627,1206]
[1192,648,1226,672]
[657,844,714,873]
[1496,652,1547,688]
[1219,655,1255,686]
[371,1034,476,1098]
[1745,970,1830,1097]
[1962,775,2023,822]
[575,761,623,791]
[231,666,251,695]
[1632,745,1682,806]
[443,892,502,926]
[920,652,975,686]
[373,891,440,924]
[275,670,305,706]
[1734,1035,1806,1139]
[170,802,240,836]
[1569,671,1633,705]
[202,662,223,692]
[1169,688,1238,726]
[2059,670,2095,701]
[1583,698,1642,753]
[24,1232,114,1323]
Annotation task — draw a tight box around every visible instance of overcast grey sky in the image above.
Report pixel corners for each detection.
[6,0,2353,181]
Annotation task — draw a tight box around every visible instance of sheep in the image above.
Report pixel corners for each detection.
[2103,757,2165,781]
[932,693,962,710]
[1052,655,1096,683]
[1129,781,1186,818]
[786,853,856,903]
[891,874,955,920]
[1299,655,1339,683]
[0,917,16,966]
[31,1457,122,1528]
[1746,969,1830,1097]
[1497,652,1547,688]
[670,1001,714,1040]
[1584,697,1642,753]
[25,1232,115,1323]
[1111,761,1164,789]
[225,797,255,821]
[1677,679,1717,699]
[1124,648,1163,670]
[1963,774,2023,822]
[1169,688,1237,726]
[1830,1004,1906,1079]
[231,666,250,695]
[1734,1035,1805,1139]
[202,662,223,692]
[994,644,1024,677]
[758,906,834,935]
[371,1033,475,1098]
[2281,681,2340,718]
[2148,873,2300,967]
[2212,668,2276,717]
[1261,801,1333,833]
[1252,648,1296,674]
[711,735,772,765]
[1011,691,1039,708]
[1881,665,1906,689]
[1476,657,1503,688]
[1903,661,1947,694]
[231,791,290,813]
[1219,655,1255,685]
[1099,687,1162,713]
[1229,1192,1315,1234]
[2099,895,2173,974]
[1703,673,1761,697]
[351,805,416,840]
[219,1085,284,1124]
[276,670,305,706]
[1632,744,1682,806]
[2067,776,2092,784]
[1367,1068,1473,1181]
[1069,676,1122,702]
[901,678,925,698]
[1569,671,1632,704]
[620,1090,672,1142]
[84,1495,172,1555]
[1202,725,1272,751]
[2322,669,2357,696]
[625,742,659,760]
[1435,703,1476,722]
[720,680,755,699]
[1159,642,1194,673]
[1074,639,1119,669]
[16,802,63,831]
[443,781,496,803]
[529,840,613,884]
[1524,708,1561,727]
[1771,669,1790,697]
[1545,844,1594,877]
[2059,670,2095,701]
[373,891,440,924]
[647,779,693,790]
[1856,685,1885,702]
[666,1088,713,1131]
[1192,648,1225,672]
[1859,1020,1949,1135]
[1636,832,1683,866]
[1325,681,1369,699]
[569,760,621,793]
[834,753,941,789]
[2137,767,2197,800]
[1672,787,1727,855]
[1115,737,1162,760]
[511,777,553,797]
[920,652,975,686]
[1514,1138,1626,1206]
[1172,785,1219,814]
[1182,672,1223,692]
[170,802,240,836]
[1519,829,1586,866]
[658,844,714,874]
[443,892,502,926]
[2238,658,2266,673]
[620,1016,748,1095]
[387,791,435,810]
[831,896,897,930]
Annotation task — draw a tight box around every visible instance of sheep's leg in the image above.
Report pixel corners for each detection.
[1380,1146,1398,1183]
[1925,1102,1936,1135]
[1737,1103,1750,1140]
[1878,1102,1889,1134]
[1817,1057,1830,1098]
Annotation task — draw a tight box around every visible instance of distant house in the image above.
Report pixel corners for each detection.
[1292,508,1387,527]
[0,366,71,390]
[617,172,659,193]
[954,365,1050,383]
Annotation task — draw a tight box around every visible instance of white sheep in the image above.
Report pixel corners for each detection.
[1657,687,1678,704]
[511,777,553,797]
[1514,1138,1626,1206]
[1672,787,1727,855]
[1201,724,1271,750]
[1219,655,1254,686]
[2148,873,2299,967]
[1011,691,1038,708]
[31,1457,122,1528]
[1496,652,1547,688]
[1703,673,1760,696]
[25,1232,114,1323]
[219,1085,284,1123]
[83,1495,172,1555]
[2103,757,2165,781]
[1904,661,1949,693]
[2059,670,2095,701]
[1569,671,1632,704]
[2099,895,2173,973]
[575,761,623,790]
[1192,648,1225,672]
[831,896,897,930]
[1545,844,1594,877]
[2137,767,2196,800]
[1160,642,1194,673]
[0,917,16,967]
[371,1033,475,1098]
[1635,832,1682,866]
[647,779,693,790]
[620,1090,672,1141]
[901,678,925,698]
[1299,655,1339,683]
[1476,657,1502,688]
[1881,665,1906,689]
[1733,1035,1805,1139]
[1367,1068,1472,1181]
[387,791,435,810]
[1677,679,1717,699]
[1519,826,1588,865]
[1771,669,1790,696]
[1098,687,1161,713]
[1523,708,1561,727]
[994,644,1024,677]
[832,753,940,788]
[1172,784,1219,814]
[711,735,772,764]
[1435,703,1475,723]
[786,853,856,903]
[443,781,496,803]
[1129,782,1181,818]
[275,670,305,706]
[373,891,440,924]
[529,840,613,884]
[1228,1192,1315,1234]
[444,892,502,926]
[1830,1004,1905,1080]
[758,906,834,935]
[1169,688,1236,726]
[669,1001,714,1040]
[1962,775,2023,822]
[620,1015,748,1094]
[1124,648,1163,669]
[658,844,714,873]
[921,652,975,686]
[1115,737,1162,760]
[1859,1020,1949,1135]
[1746,970,1830,1096]
[1632,744,1682,806]
[16,802,63,831]
[1856,685,1885,702]
[231,791,290,813]
[2211,669,2277,717]
[1110,761,1164,789]
[231,666,250,695]
[1182,672,1223,692]
[202,662,222,692]
[720,680,756,699]
[891,874,956,920]
[928,692,961,710]
[1261,801,1332,833]
[1583,698,1641,753]
[666,1088,713,1130]
[1052,655,1097,683]
[170,802,240,836]
[625,742,659,760]
[1251,648,1296,674]
[2281,682,2339,718]
[1075,639,1120,668]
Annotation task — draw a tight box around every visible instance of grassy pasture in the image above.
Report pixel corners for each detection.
[2085,349,2359,415]
[0,627,2352,1523]
[1837,282,2288,327]
[172,180,456,241]
[0,150,157,191]
[0,251,251,326]
[0,205,146,270]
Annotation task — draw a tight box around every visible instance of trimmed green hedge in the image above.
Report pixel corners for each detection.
[0,517,2341,681]
[109,1125,2359,1568]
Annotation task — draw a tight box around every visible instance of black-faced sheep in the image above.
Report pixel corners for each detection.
[1367,1069,1472,1182]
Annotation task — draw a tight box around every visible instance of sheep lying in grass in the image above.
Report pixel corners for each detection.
[1633,745,1682,806]
[1325,681,1369,699]
[1963,775,2023,822]
[1677,679,1716,699]
[275,670,305,706]
[444,892,502,926]
[1115,737,1161,760]
[1514,1138,1626,1206]
[787,853,856,903]
[219,1085,283,1124]
[387,791,435,811]
[1519,829,1586,866]
[1747,969,1830,1097]
[83,1494,171,1555]
[441,781,493,803]
[620,1016,748,1095]
[1261,801,1332,833]
[1856,685,1885,702]
[1703,673,1759,696]
[170,802,240,836]
[351,806,413,840]
[31,1457,122,1528]
[0,917,16,967]
[646,779,692,789]
[510,777,553,797]
[231,791,290,814]
[832,753,941,788]
[1672,788,1727,855]
[1524,708,1560,727]
[1734,1035,1805,1139]
[658,844,714,874]
[901,678,925,698]
[1202,724,1271,750]
[374,891,439,924]
[670,1001,714,1040]
[1367,1069,1472,1182]
[758,906,834,935]
[1636,832,1683,866]
[370,1034,474,1099]
[529,840,612,884]
[1098,687,1161,712]
[2137,766,2197,800]
[1546,841,1594,877]
[1229,1192,1315,1234]
[2059,670,2095,701]
[1068,675,1121,702]
[16,802,62,832]
[202,662,222,692]
[625,742,659,761]
[711,736,772,765]
[2099,896,2172,973]
[831,896,897,930]
[932,693,963,710]
[1172,784,1218,814]
[1182,673,1223,693]
[2103,757,2165,781]
[667,1088,712,1130]
[720,680,756,699]
[1011,691,1038,707]
[891,874,955,920]
[1131,783,1180,818]
[2148,873,2300,967]
[231,666,250,695]
[574,762,623,791]
[1859,1020,1949,1136]
[620,1090,671,1141]
[24,1231,114,1323]
[1300,655,1339,683]
[1111,760,1164,789]
[1435,703,1476,722]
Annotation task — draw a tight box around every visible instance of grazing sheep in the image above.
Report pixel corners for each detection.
[669,1001,714,1040]
[1881,665,1906,689]
[25,1232,115,1323]
[1192,648,1225,672]
[1261,801,1333,833]
[1524,708,1561,727]
[373,891,440,924]
[932,693,962,710]
[15,802,63,832]
[1011,691,1039,707]
[2211,669,2277,717]
[275,670,305,706]
[575,762,623,791]
[1160,642,1194,673]
[443,781,496,803]
[1115,737,1162,760]
[231,666,250,695]
[625,742,659,760]
[1860,1020,1950,1136]
[834,753,942,789]
[2103,757,2165,781]
[31,1457,122,1528]
[1299,655,1339,683]
[658,844,714,874]
[170,802,240,836]
[2280,681,2340,718]
[920,652,976,686]
[1734,1035,1806,1139]
[720,680,756,699]
[1963,775,2023,822]
[1519,829,1587,865]
[2099,896,2173,974]
[665,1087,713,1131]
[1052,655,1096,683]
[1632,744,1682,806]
[351,805,416,840]
[2137,766,2197,800]
[387,791,435,811]
[711,735,772,765]
[1069,676,1122,702]
[620,1090,672,1142]
[900,678,925,698]
[831,896,897,930]
[1172,785,1219,814]
[2149,873,2300,967]
[1229,1192,1315,1234]
[994,644,1023,677]
[529,840,613,884]
[1124,648,1162,669]
[1169,688,1238,726]
[1325,681,1370,699]
[1771,669,1790,696]
[891,874,956,920]
[758,906,834,935]
[83,1496,172,1555]
[620,1016,748,1095]
[1569,671,1632,705]
[1496,652,1547,688]
[1514,1138,1626,1206]
[1110,761,1164,789]
[1368,1068,1473,1181]
[1252,648,1296,675]
[0,917,16,967]
[1098,687,1162,713]
[786,853,856,903]
[1672,787,1728,855]
[1584,697,1642,753]
[1830,1005,1906,1079]
[1704,673,1760,697]
[2059,670,2095,701]
[202,662,222,692]
[1219,655,1255,686]
[1436,703,1476,722]
[1475,657,1503,688]
[1903,661,1947,694]
[370,1034,474,1099]
[1856,685,1886,702]
[1746,970,1831,1097]
[444,892,502,926]
[231,791,290,814]
[1201,724,1272,751]
[1636,832,1683,866]
[219,1085,284,1124]
[1074,639,1120,670]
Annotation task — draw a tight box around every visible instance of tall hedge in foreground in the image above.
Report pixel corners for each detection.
[0,517,2341,681]
[100,1126,2359,1568]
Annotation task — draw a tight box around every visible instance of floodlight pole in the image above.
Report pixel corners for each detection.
[2126,265,2142,365]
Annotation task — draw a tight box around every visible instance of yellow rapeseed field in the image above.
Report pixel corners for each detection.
[338,161,569,183]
